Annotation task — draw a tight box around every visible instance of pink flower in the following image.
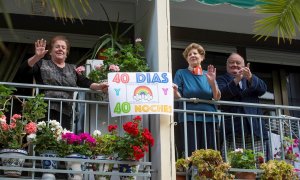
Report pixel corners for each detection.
[1,122,9,131]
[25,122,37,134]
[294,168,300,172]
[94,64,103,70]
[9,122,16,129]
[80,133,96,144]
[109,64,120,72]
[75,66,85,75]
[11,114,21,120]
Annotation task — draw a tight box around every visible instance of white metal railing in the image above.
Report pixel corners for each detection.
[2,82,300,179]
[174,97,300,178]
[0,82,152,179]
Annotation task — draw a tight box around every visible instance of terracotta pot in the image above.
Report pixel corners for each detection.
[177,174,187,180]
[235,172,256,180]
[97,49,107,60]
[199,171,213,178]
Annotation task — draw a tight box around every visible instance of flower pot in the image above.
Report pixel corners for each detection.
[235,172,256,180]
[94,155,114,180]
[65,153,88,180]
[199,171,213,179]
[118,160,140,180]
[0,149,28,177]
[40,151,58,180]
[191,166,213,179]
[176,174,187,180]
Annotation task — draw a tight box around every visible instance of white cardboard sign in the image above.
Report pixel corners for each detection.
[108,72,173,117]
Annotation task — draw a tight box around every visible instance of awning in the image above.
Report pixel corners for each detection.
[172,0,261,9]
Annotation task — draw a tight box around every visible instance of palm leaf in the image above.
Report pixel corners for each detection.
[46,0,92,22]
[254,0,300,44]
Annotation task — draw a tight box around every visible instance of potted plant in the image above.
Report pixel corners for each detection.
[0,113,37,177]
[116,115,154,179]
[33,120,63,179]
[34,120,63,154]
[189,149,234,180]
[0,85,47,177]
[175,158,189,180]
[260,159,299,180]
[77,38,150,83]
[77,3,135,64]
[57,131,96,180]
[228,148,264,179]
[91,124,119,180]
[274,136,300,163]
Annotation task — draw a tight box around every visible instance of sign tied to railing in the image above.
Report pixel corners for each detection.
[108,72,174,117]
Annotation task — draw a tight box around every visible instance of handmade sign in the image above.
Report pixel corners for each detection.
[108,72,173,117]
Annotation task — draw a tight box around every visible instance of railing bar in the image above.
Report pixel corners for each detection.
[193,113,197,151]
[9,98,13,117]
[183,101,188,158]
[259,117,265,163]
[249,117,254,152]
[222,115,228,162]
[59,101,63,129]
[95,102,99,129]
[277,109,285,160]
[174,108,300,120]
[213,114,217,150]
[203,113,207,149]
[0,166,152,176]
[47,99,51,122]
[268,117,273,161]
[231,115,236,150]
[241,116,245,149]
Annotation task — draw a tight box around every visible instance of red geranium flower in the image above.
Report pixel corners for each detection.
[108,124,118,132]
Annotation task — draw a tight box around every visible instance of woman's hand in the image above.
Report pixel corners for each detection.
[90,82,109,92]
[173,83,181,99]
[206,65,221,100]
[206,65,216,84]
[35,39,48,59]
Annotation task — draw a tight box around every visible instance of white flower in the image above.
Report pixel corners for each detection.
[93,130,102,137]
[234,148,244,153]
[37,121,46,127]
[27,134,37,142]
[135,38,142,43]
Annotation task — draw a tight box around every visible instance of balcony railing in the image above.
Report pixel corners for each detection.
[174,97,300,178]
[1,82,300,179]
[0,82,152,179]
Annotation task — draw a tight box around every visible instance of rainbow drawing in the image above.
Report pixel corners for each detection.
[133,86,153,101]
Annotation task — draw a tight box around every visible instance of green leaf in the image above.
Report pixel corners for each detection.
[254,0,300,44]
